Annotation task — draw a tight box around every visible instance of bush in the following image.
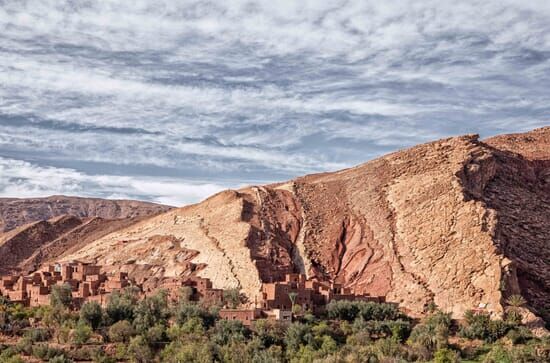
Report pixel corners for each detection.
[482,344,513,363]
[50,284,73,308]
[72,321,92,345]
[31,344,65,361]
[506,326,533,345]
[326,300,401,322]
[460,310,513,342]
[127,335,154,363]
[434,348,460,363]
[24,327,51,342]
[132,291,170,334]
[108,320,134,343]
[284,322,314,354]
[105,288,138,323]
[212,320,248,346]
[48,356,72,363]
[79,302,103,330]
[175,302,217,328]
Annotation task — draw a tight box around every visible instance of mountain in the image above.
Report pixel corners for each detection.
[2,127,549,326]
[0,195,172,232]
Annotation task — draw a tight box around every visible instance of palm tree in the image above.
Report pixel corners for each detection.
[288,292,298,311]
[506,294,526,310]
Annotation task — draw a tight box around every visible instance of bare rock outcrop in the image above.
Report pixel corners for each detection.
[6,127,549,325]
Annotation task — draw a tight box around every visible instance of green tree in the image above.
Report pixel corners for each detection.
[50,284,73,308]
[72,321,92,345]
[223,288,242,309]
[127,335,154,363]
[133,291,170,334]
[105,287,139,323]
[79,301,103,330]
[108,320,135,343]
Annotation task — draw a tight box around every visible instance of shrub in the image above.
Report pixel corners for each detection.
[434,348,460,363]
[31,344,65,361]
[72,321,92,345]
[105,288,138,323]
[212,320,248,346]
[24,327,51,342]
[50,284,73,308]
[175,302,217,328]
[127,335,154,363]
[482,344,513,363]
[326,300,401,322]
[284,322,314,354]
[223,288,242,309]
[48,356,72,363]
[460,310,513,342]
[108,320,134,343]
[133,291,170,334]
[79,302,103,330]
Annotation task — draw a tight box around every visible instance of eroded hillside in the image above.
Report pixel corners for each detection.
[17,127,550,324]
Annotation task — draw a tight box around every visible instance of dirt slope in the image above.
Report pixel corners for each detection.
[23,127,550,324]
[0,195,172,232]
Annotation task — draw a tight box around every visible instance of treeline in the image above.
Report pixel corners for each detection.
[0,287,548,362]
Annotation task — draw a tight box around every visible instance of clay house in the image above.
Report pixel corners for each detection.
[219,308,263,327]
[157,276,224,306]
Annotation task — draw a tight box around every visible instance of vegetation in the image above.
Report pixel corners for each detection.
[0,294,548,362]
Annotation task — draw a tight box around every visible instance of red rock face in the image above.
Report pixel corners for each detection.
[1,128,549,326]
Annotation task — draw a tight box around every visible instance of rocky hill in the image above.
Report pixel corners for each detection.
[2,127,548,327]
[0,195,172,232]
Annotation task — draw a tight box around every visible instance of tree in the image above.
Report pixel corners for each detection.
[127,335,154,363]
[133,291,170,334]
[49,284,73,308]
[108,320,135,343]
[72,321,92,345]
[106,288,138,323]
[79,301,103,330]
[223,288,241,309]
[506,294,526,323]
[288,292,298,311]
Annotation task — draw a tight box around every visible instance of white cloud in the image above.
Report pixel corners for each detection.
[0,0,549,201]
[0,157,230,206]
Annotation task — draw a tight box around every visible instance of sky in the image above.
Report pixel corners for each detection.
[0,0,549,206]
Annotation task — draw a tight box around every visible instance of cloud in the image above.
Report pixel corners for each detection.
[0,157,229,206]
[0,0,549,203]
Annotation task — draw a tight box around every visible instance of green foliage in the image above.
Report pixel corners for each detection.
[408,310,451,358]
[482,344,513,363]
[133,290,170,333]
[223,288,242,309]
[326,300,401,322]
[48,355,72,363]
[284,322,314,354]
[460,310,514,342]
[50,284,73,308]
[72,321,92,345]
[31,343,66,361]
[0,346,24,363]
[108,319,134,343]
[127,335,154,363]
[24,327,51,342]
[212,319,248,346]
[433,348,460,363]
[161,340,215,363]
[506,326,533,345]
[105,287,138,323]
[175,301,217,328]
[79,301,103,330]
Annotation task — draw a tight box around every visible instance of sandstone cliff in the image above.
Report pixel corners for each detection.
[14,128,550,325]
[0,195,172,232]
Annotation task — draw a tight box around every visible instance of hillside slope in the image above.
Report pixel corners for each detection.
[0,195,172,232]
[41,127,550,323]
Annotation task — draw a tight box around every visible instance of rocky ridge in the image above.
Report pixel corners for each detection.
[3,127,549,326]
